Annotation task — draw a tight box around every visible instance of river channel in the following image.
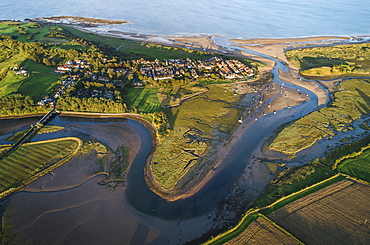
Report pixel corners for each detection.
[0,50,322,244]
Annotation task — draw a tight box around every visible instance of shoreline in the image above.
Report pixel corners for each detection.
[2,24,367,202]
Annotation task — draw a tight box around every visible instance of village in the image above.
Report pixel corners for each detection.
[25,56,256,106]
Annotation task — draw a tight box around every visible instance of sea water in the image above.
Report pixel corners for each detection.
[1,0,369,38]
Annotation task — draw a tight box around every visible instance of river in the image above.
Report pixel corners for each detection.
[0,42,327,243]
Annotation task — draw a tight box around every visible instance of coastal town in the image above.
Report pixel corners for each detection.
[27,56,256,106]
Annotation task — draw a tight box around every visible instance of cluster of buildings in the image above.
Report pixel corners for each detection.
[54,60,90,73]
[37,56,256,106]
[37,76,78,106]
[136,57,255,82]
[11,66,29,76]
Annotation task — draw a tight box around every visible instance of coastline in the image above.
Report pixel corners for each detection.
[1,26,343,202]
[3,24,366,202]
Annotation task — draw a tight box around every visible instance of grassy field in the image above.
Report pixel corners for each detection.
[0,21,52,43]
[151,83,242,190]
[0,72,25,97]
[17,59,61,101]
[268,179,370,245]
[269,79,370,156]
[61,25,210,60]
[157,84,208,107]
[337,148,370,182]
[0,22,71,101]
[124,88,161,113]
[0,138,81,195]
[287,43,370,77]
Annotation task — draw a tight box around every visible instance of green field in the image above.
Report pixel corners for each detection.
[286,43,370,77]
[338,148,370,182]
[124,88,161,113]
[151,83,242,190]
[0,22,72,101]
[0,138,81,194]
[17,59,60,101]
[0,21,72,45]
[269,79,370,156]
[61,25,210,60]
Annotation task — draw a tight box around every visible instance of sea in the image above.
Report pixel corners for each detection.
[1,0,370,39]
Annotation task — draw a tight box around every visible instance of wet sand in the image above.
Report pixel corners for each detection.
[1,118,216,245]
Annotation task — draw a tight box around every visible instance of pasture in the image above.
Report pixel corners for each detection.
[124,88,161,113]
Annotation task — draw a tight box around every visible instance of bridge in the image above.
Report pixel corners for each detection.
[0,109,59,161]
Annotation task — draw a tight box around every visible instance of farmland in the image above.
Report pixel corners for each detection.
[286,43,370,77]
[268,179,370,245]
[269,79,370,156]
[0,137,82,196]
[225,216,301,245]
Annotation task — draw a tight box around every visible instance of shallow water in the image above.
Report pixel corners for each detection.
[1,0,369,38]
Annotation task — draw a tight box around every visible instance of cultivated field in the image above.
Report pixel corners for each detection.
[0,138,81,195]
[225,216,301,245]
[268,179,370,245]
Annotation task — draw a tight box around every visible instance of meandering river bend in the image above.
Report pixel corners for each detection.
[0,47,348,244]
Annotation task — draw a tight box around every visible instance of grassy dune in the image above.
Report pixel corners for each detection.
[286,43,370,77]
[269,79,370,156]
[0,138,81,196]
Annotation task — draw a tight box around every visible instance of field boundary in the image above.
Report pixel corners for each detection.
[204,173,345,244]
[333,143,370,170]
[259,214,304,244]
[0,137,82,199]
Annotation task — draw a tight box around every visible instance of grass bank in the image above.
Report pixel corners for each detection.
[286,43,370,77]
[269,79,370,156]
[151,83,243,190]
[0,137,82,199]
